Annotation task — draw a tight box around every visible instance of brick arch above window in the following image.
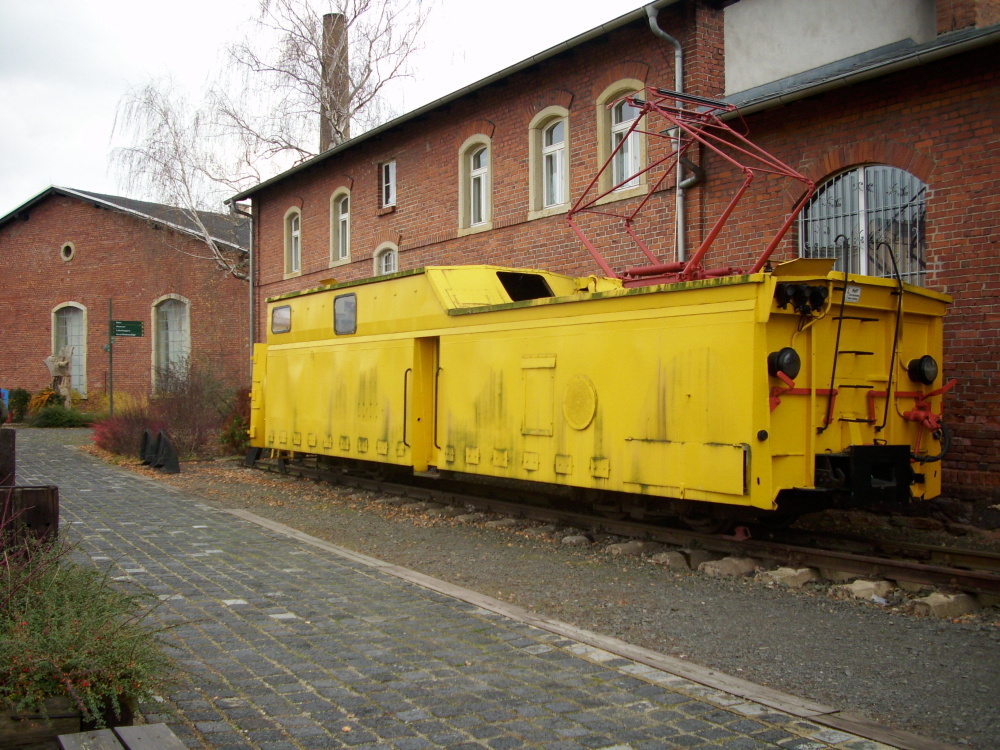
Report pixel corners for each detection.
[789,141,935,205]
[329,175,354,192]
[457,119,495,142]
[373,228,402,247]
[524,90,574,119]
[593,62,649,99]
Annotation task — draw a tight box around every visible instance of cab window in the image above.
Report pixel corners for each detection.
[271,305,291,334]
[334,294,356,335]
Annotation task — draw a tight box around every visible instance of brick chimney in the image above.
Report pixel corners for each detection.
[320,12,350,152]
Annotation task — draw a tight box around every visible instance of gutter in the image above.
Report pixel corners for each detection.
[231,0,684,202]
[726,25,1000,117]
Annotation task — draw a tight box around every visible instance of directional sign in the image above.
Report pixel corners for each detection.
[111,320,144,337]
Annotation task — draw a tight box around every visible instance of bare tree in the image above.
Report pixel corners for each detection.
[111,0,430,278]
[221,0,429,156]
[112,82,252,279]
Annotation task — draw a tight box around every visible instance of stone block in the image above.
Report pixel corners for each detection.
[830,580,895,601]
[455,512,487,523]
[910,592,980,618]
[605,540,665,557]
[649,550,689,569]
[561,535,592,547]
[761,567,820,588]
[698,556,761,577]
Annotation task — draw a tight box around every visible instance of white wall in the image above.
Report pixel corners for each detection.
[725,0,936,94]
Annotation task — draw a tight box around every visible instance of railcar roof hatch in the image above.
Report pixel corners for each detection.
[568,88,816,288]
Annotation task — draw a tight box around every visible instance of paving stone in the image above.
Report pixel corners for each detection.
[14,429,884,750]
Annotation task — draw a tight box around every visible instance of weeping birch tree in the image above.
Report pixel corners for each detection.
[112,0,430,279]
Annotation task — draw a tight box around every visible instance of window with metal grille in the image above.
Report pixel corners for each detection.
[800,165,926,286]
[53,304,86,394]
[154,297,190,387]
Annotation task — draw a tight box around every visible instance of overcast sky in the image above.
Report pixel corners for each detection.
[0,0,647,217]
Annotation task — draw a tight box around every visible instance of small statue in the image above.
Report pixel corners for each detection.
[44,346,74,408]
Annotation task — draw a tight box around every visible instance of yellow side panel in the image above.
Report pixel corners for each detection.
[437,294,765,508]
[262,340,412,465]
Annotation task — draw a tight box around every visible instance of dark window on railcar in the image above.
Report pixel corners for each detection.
[334,293,357,335]
[271,305,291,334]
[496,272,554,301]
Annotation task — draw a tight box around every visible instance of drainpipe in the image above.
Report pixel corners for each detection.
[228,201,255,355]
[645,2,686,262]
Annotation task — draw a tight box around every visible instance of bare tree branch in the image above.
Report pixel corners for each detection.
[110,0,430,281]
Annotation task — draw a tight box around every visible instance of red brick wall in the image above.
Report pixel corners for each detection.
[248,7,998,505]
[0,194,250,402]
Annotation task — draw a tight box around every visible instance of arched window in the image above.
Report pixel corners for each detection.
[800,165,927,285]
[374,243,398,276]
[596,80,646,197]
[284,208,302,275]
[153,295,190,389]
[458,134,492,234]
[528,107,571,219]
[330,189,350,265]
[611,99,641,189]
[542,120,567,207]
[52,303,86,395]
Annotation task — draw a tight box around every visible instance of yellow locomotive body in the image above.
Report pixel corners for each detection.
[249,260,951,523]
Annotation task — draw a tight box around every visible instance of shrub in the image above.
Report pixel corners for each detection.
[28,405,93,428]
[150,363,234,458]
[28,388,62,414]
[91,404,159,457]
[8,389,32,422]
[0,538,173,726]
[219,388,251,454]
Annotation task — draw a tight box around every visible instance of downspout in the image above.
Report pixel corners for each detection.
[229,201,255,356]
[645,3,686,262]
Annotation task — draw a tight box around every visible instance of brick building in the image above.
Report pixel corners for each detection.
[233,0,1000,513]
[0,187,251,402]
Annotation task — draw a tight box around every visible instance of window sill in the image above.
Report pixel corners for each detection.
[283,270,303,280]
[458,221,493,238]
[527,204,570,221]
[329,257,351,269]
[377,205,396,216]
[594,183,648,206]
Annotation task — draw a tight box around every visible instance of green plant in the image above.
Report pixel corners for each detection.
[27,405,93,428]
[219,388,251,454]
[0,537,173,727]
[8,389,31,423]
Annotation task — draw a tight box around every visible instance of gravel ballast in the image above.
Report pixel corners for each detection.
[79,440,1000,750]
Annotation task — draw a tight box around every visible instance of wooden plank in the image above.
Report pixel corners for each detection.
[114,724,187,750]
[0,428,13,486]
[58,729,124,750]
[3,486,59,543]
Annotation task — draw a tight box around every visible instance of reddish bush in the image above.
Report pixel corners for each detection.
[91,405,161,458]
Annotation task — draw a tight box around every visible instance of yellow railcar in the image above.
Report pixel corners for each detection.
[248,260,952,527]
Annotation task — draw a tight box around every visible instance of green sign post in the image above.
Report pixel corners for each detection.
[111,320,144,337]
[107,302,145,417]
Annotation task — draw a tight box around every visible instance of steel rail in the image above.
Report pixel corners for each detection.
[258,458,1000,596]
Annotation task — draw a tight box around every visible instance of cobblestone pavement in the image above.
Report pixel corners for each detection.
[16,428,903,750]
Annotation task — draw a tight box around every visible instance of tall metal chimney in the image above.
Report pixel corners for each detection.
[320,12,350,152]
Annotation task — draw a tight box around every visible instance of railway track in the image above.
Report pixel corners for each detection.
[258,456,1000,597]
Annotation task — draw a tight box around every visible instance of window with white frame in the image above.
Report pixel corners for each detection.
[153,296,190,389]
[528,107,571,218]
[800,165,927,286]
[331,190,350,264]
[374,244,398,275]
[458,135,492,232]
[542,120,567,207]
[611,98,642,189]
[284,208,302,275]
[470,147,488,225]
[380,160,396,207]
[53,303,86,395]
